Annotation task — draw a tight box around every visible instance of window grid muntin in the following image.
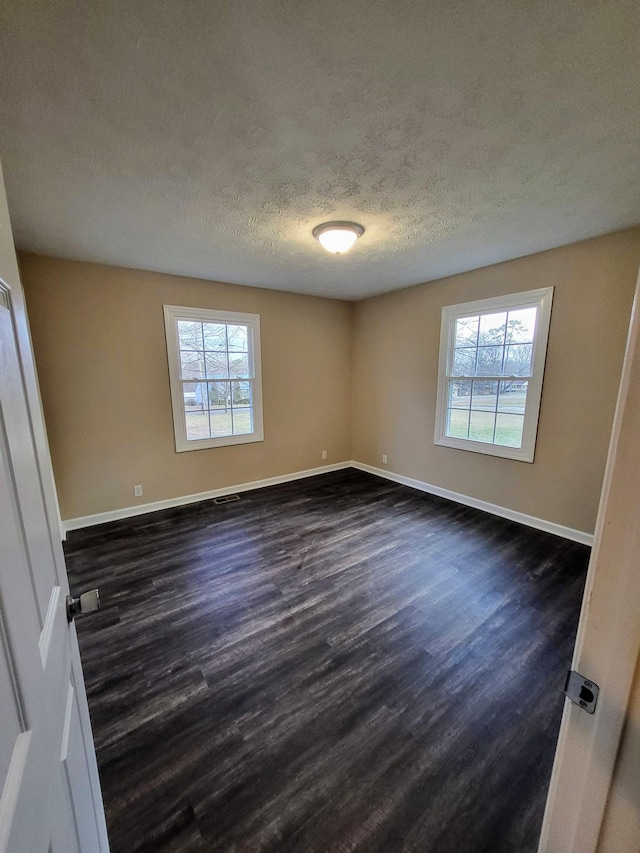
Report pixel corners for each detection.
[445,305,538,449]
[177,316,255,442]
[450,306,537,378]
[446,380,529,449]
[181,379,255,441]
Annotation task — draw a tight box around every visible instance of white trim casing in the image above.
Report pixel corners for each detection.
[538,268,640,852]
[62,460,592,545]
[163,304,264,452]
[62,462,351,533]
[434,287,554,463]
[351,461,593,546]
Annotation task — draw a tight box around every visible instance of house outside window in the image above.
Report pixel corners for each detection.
[163,305,264,452]
[434,287,553,462]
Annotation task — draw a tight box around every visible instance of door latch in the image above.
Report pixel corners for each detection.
[66,589,101,622]
[565,670,599,714]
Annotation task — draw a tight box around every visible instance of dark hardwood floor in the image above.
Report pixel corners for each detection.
[64,469,589,853]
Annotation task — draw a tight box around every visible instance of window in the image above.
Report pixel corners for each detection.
[434,287,553,462]
[163,305,264,452]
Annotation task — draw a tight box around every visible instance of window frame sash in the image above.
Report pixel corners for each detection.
[164,305,264,452]
[434,287,554,463]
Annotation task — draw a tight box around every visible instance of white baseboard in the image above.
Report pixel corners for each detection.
[350,461,594,546]
[62,462,351,535]
[62,459,594,546]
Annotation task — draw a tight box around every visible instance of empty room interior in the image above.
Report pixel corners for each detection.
[1,1,640,852]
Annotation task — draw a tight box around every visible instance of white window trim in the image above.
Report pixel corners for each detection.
[163,304,264,452]
[434,286,554,463]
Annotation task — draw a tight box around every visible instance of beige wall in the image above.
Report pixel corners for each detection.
[351,229,640,534]
[20,228,640,530]
[19,255,352,520]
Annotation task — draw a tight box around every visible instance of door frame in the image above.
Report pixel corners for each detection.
[539,268,640,851]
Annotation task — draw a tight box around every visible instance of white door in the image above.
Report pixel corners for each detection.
[539,270,640,852]
[0,162,109,851]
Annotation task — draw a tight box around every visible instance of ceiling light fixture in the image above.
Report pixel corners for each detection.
[312,221,364,254]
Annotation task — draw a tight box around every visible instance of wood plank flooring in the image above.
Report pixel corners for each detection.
[64,469,589,853]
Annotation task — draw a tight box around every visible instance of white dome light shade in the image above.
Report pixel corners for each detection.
[312,221,364,254]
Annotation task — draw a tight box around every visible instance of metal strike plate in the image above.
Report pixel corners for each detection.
[565,670,599,714]
[66,589,101,622]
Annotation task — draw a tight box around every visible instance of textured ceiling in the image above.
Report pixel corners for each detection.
[0,0,639,300]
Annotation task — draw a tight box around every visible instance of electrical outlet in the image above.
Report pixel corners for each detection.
[382,454,388,465]
[134,484,143,497]
[322,450,327,460]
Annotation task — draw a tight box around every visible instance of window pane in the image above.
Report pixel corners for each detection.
[232,381,252,407]
[203,323,227,351]
[475,346,504,375]
[205,352,229,379]
[449,379,472,410]
[495,413,524,447]
[232,407,253,435]
[191,382,209,408]
[227,325,248,352]
[453,347,476,375]
[506,308,536,343]
[229,353,249,379]
[497,381,527,414]
[208,381,233,437]
[455,316,479,347]
[504,343,532,375]
[182,383,199,408]
[470,380,498,410]
[180,351,205,379]
[479,312,506,345]
[447,408,470,438]
[209,409,233,437]
[469,410,497,443]
[177,321,202,350]
[208,380,231,409]
[185,408,211,441]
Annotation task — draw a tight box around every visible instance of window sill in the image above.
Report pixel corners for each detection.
[434,435,534,463]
